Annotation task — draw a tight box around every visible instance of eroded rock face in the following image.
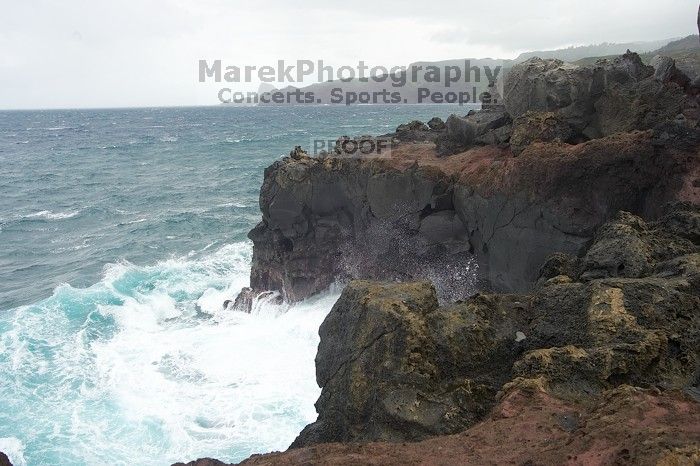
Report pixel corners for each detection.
[242,51,699,307]
[247,154,483,303]
[289,206,700,447]
[246,128,697,303]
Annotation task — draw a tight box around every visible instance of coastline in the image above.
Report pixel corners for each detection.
[177,49,700,465]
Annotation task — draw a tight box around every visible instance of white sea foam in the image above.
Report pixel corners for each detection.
[0,437,26,466]
[0,242,338,465]
[25,210,80,220]
[216,201,248,208]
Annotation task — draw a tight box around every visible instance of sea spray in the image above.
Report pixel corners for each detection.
[0,242,338,465]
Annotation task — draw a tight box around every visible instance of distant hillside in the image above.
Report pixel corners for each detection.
[572,34,700,79]
[653,35,700,54]
[514,38,676,63]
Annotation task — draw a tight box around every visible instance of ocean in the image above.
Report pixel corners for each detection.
[0,104,469,466]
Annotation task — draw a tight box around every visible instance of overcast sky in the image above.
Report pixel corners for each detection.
[1,0,697,109]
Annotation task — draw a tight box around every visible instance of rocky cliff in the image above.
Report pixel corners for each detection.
[242,51,699,306]
[181,205,700,465]
[289,205,700,447]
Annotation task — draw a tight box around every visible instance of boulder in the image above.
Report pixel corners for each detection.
[510,111,576,154]
[651,55,691,89]
[397,120,429,132]
[289,146,308,160]
[435,109,511,156]
[503,57,595,127]
[426,117,446,131]
[230,287,254,312]
[384,120,439,143]
[291,281,527,447]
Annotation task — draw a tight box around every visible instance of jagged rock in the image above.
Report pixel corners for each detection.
[383,120,439,143]
[435,114,477,156]
[397,120,429,132]
[289,146,308,160]
[231,287,254,312]
[652,121,700,150]
[504,52,688,141]
[480,83,504,110]
[248,124,698,301]
[474,122,512,147]
[536,252,579,286]
[579,211,653,279]
[503,57,595,127]
[332,135,392,157]
[652,55,691,89]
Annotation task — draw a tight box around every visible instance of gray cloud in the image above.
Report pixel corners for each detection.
[0,0,697,109]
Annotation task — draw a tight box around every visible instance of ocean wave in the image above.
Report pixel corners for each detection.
[0,242,338,465]
[25,210,80,220]
[223,137,253,144]
[216,202,249,208]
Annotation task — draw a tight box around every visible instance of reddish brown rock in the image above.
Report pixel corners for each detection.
[174,386,699,466]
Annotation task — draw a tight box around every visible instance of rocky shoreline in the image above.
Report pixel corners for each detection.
[164,47,700,466]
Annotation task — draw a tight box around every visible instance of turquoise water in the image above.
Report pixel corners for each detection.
[0,105,469,465]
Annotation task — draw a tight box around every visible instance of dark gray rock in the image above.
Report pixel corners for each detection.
[231,287,254,312]
[0,452,12,466]
[427,117,446,131]
[436,109,511,156]
[248,125,697,302]
[504,52,688,141]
